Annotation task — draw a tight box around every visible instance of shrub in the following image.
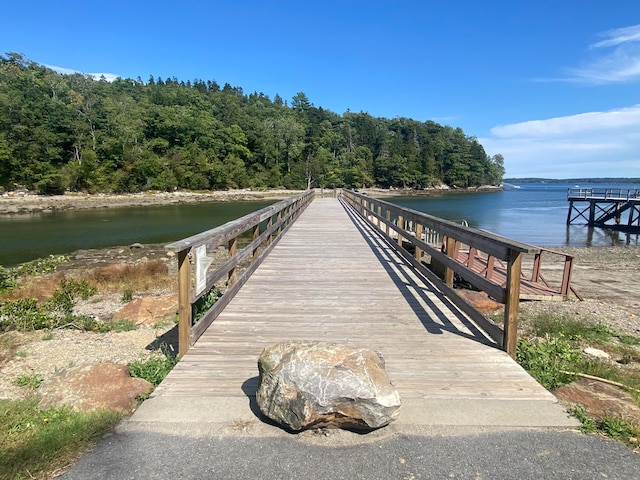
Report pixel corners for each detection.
[516,335,581,390]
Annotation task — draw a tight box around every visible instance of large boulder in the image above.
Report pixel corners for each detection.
[38,362,153,413]
[256,341,401,431]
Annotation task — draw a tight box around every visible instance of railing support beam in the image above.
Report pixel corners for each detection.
[503,249,522,359]
[177,248,193,359]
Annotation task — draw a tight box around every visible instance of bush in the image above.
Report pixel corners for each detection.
[0,279,99,332]
[35,173,67,195]
[516,335,581,390]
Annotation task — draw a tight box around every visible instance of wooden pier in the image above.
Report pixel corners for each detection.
[567,187,640,231]
[155,194,569,426]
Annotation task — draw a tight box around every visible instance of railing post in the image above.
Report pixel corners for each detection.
[377,205,382,229]
[177,248,193,358]
[228,237,238,285]
[561,255,573,297]
[415,223,423,261]
[531,253,542,282]
[397,215,404,246]
[252,224,259,259]
[386,210,391,236]
[503,249,522,359]
[444,236,456,287]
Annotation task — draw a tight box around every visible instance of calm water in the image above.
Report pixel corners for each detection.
[389,182,640,248]
[2,183,639,267]
[0,201,275,267]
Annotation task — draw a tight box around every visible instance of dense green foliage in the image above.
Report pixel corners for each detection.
[0,53,504,193]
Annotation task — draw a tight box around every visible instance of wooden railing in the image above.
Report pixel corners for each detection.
[342,190,541,358]
[568,188,639,201]
[165,190,315,357]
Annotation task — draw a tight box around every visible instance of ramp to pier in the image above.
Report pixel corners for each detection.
[133,197,575,431]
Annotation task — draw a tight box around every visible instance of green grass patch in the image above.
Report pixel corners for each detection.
[128,344,178,388]
[0,255,68,294]
[570,405,640,447]
[121,287,133,302]
[0,279,98,332]
[109,319,137,333]
[11,373,44,389]
[0,398,121,480]
[530,315,614,344]
[517,312,640,450]
[528,314,640,348]
[516,336,581,390]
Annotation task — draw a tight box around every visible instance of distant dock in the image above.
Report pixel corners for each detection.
[567,188,640,231]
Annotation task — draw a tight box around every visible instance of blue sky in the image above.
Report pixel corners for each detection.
[2,1,640,179]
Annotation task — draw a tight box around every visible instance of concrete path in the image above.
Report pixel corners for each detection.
[63,421,640,480]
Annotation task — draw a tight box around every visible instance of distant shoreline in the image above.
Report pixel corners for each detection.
[0,186,503,215]
[0,190,302,215]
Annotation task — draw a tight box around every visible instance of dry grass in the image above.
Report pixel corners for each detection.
[0,331,24,365]
[1,260,175,305]
[1,273,66,303]
[87,260,174,293]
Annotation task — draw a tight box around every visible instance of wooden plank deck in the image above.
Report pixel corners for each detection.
[153,197,555,404]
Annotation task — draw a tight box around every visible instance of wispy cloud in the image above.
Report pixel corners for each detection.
[44,64,120,82]
[479,105,640,178]
[564,24,640,84]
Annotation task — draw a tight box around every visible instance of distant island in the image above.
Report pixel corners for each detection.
[504,178,640,184]
[0,53,504,195]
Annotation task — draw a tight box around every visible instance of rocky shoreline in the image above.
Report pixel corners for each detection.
[0,185,502,215]
[0,189,304,215]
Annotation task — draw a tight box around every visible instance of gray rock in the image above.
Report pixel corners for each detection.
[38,361,153,413]
[256,341,401,431]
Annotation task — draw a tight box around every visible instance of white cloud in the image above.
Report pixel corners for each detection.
[564,24,640,84]
[44,64,120,82]
[479,106,640,178]
[591,24,640,49]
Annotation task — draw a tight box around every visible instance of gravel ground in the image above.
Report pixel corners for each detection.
[517,245,640,337]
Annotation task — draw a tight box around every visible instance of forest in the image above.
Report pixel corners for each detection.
[0,53,505,194]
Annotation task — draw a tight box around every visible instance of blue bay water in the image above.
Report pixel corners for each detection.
[2,183,639,267]
[0,201,275,267]
[388,182,640,248]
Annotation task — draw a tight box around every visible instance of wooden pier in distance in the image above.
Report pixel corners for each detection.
[567,188,640,231]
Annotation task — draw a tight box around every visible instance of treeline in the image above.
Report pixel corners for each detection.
[0,53,504,194]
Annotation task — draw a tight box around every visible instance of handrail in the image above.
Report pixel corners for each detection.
[165,190,315,357]
[568,188,639,201]
[341,189,541,358]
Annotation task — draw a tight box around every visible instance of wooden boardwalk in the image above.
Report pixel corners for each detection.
[154,197,557,406]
